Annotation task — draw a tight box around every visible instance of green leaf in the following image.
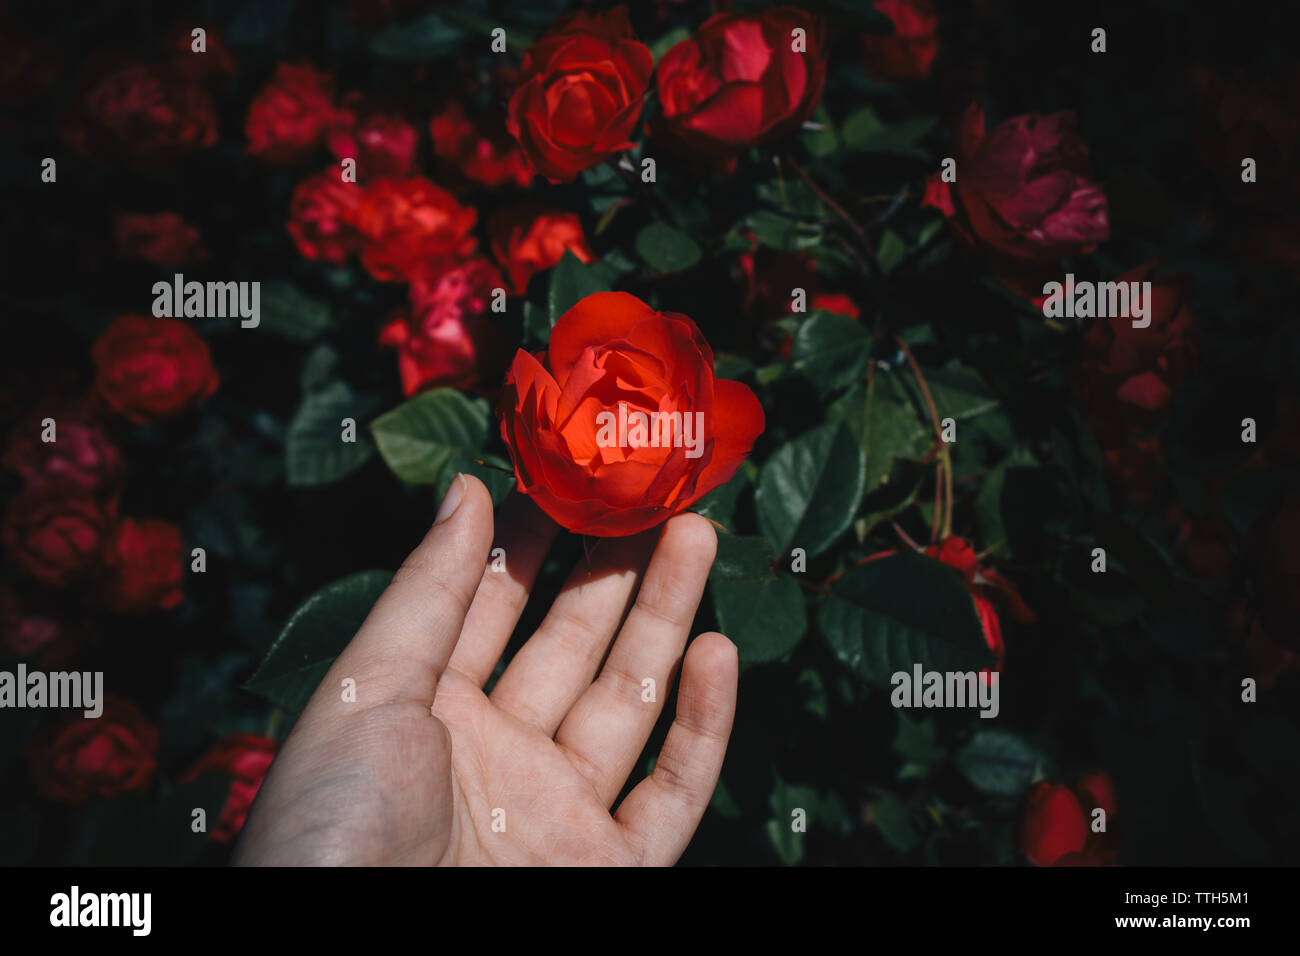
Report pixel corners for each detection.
[876,229,908,275]
[693,467,751,529]
[925,361,1000,420]
[818,551,994,687]
[285,381,378,487]
[842,107,938,154]
[868,793,920,853]
[369,12,470,61]
[710,535,807,664]
[766,777,821,865]
[548,250,611,328]
[245,570,393,714]
[955,730,1047,797]
[755,423,866,558]
[636,222,702,273]
[791,311,870,392]
[650,25,690,62]
[830,373,931,495]
[370,388,491,486]
[257,280,332,342]
[800,106,838,158]
[745,209,823,252]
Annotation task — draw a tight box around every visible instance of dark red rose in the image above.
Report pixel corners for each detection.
[2,483,115,589]
[810,292,859,319]
[379,257,508,397]
[353,176,478,282]
[489,204,596,294]
[923,104,1109,262]
[507,6,653,182]
[245,63,340,165]
[113,211,208,268]
[736,248,821,323]
[0,586,83,668]
[98,518,184,614]
[500,291,764,536]
[2,407,123,498]
[180,733,278,843]
[26,697,159,805]
[655,7,827,161]
[287,169,365,265]
[860,0,939,80]
[91,315,219,424]
[1019,781,1089,866]
[328,94,419,178]
[431,100,534,188]
[67,64,218,164]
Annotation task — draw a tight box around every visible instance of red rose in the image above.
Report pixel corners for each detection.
[180,732,278,843]
[0,586,83,668]
[245,63,339,165]
[810,292,859,319]
[67,65,217,164]
[113,211,208,268]
[379,257,508,397]
[655,7,827,161]
[499,291,764,536]
[1020,775,1119,866]
[98,518,184,614]
[490,205,596,294]
[353,176,478,283]
[2,483,115,589]
[91,315,219,424]
[923,104,1109,262]
[431,101,534,189]
[287,169,365,265]
[2,407,123,498]
[506,6,653,182]
[26,697,159,805]
[860,0,939,81]
[328,95,419,178]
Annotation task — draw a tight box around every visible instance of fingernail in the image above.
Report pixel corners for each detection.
[435,473,468,524]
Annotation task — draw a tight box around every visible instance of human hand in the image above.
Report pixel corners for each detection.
[233,474,737,866]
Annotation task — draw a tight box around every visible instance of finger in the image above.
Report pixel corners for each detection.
[321,474,495,710]
[489,528,658,734]
[555,513,717,806]
[447,492,559,686]
[614,632,738,866]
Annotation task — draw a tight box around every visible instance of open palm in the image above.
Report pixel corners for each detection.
[233,475,737,866]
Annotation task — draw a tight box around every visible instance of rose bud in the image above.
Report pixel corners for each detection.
[26,696,159,805]
[65,64,218,164]
[431,101,534,188]
[2,483,116,589]
[1,406,124,499]
[923,104,1109,262]
[287,169,365,265]
[98,518,185,614]
[655,6,827,162]
[179,733,278,843]
[1018,781,1089,866]
[499,291,764,536]
[245,63,340,165]
[91,315,219,424]
[353,176,478,282]
[860,0,939,81]
[489,204,596,294]
[506,6,653,182]
[112,211,208,268]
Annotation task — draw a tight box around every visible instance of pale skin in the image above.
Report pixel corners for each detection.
[233,474,738,866]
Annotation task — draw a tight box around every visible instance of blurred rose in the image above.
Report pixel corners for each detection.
[353,176,478,282]
[180,733,278,843]
[91,316,219,424]
[811,292,859,319]
[245,63,339,165]
[507,6,653,182]
[655,7,826,162]
[26,697,159,805]
[2,407,123,498]
[328,94,419,178]
[923,104,1109,262]
[861,0,939,80]
[98,518,184,614]
[113,212,208,268]
[2,483,115,589]
[490,204,595,294]
[162,23,237,83]
[287,169,365,265]
[0,586,82,667]
[500,292,764,535]
[431,101,534,188]
[67,64,217,164]
[1020,775,1118,866]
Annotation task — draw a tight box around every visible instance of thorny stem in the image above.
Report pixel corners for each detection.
[895,335,953,543]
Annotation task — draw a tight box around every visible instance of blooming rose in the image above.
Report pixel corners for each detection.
[353,177,478,282]
[91,316,219,423]
[655,7,827,161]
[287,169,365,265]
[499,291,764,535]
[2,407,123,498]
[431,100,534,188]
[860,0,939,81]
[506,6,653,182]
[923,104,1109,262]
[98,518,184,614]
[490,204,596,294]
[245,63,339,165]
[328,94,419,178]
[113,211,208,268]
[2,483,115,589]
[180,733,278,843]
[380,258,508,396]
[26,697,159,805]
[67,64,217,164]
[1019,775,1118,866]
